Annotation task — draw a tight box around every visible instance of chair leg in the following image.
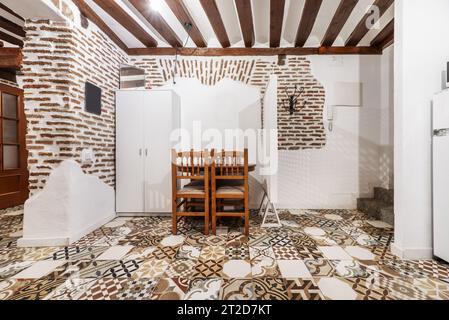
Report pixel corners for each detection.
[172,199,177,235]
[244,200,249,237]
[172,213,178,236]
[204,198,209,236]
[212,198,217,236]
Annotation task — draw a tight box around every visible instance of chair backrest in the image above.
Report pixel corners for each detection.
[171,149,210,181]
[211,149,248,181]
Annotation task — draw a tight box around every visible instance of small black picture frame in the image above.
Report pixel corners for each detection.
[85,82,102,115]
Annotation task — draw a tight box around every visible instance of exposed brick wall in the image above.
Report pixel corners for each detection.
[20,19,128,193]
[130,56,326,150]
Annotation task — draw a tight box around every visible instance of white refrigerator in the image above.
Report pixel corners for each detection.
[432,89,449,263]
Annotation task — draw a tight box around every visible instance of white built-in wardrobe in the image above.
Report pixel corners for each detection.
[116,90,180,214]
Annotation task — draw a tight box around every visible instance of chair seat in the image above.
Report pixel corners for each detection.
[216,185,244,196]
[178,185,205,196]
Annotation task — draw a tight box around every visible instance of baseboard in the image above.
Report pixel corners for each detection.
[17,236,70,247]
[117,212,171,217]
[18,213,116,248]
[391,242,433,260]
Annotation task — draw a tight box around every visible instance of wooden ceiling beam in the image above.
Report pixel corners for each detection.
[0,3,24,22]
[128,46,382,56]
[0,48,23,69]
[295,0,323,47]
[92,0,157,47]
[129,0,182,47]
[235,0,255,48]
[0,30,23,47]
[165,0,207,47]
[346,0,394,46]
[0,16,25,38]
[270,0,285,48]
[371,19,394,49]
[72,0,128,52]
[199,0,230,48]
[322,0,358,47]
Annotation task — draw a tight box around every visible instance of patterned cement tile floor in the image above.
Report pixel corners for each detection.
[1,208,449,300]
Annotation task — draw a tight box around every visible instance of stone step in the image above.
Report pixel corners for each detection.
[380,206,394,226]
[357,198,384,219]
[373,187,394,205]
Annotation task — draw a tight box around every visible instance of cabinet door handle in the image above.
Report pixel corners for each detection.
[145,149,148,156]
[139,149,142,156]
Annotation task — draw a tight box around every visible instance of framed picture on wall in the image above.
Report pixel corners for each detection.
[85,82,102,116]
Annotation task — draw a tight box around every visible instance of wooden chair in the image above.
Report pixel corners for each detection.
[211,149,249,236]
[171,149,210,235]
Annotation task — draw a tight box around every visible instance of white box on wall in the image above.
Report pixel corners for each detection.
[332,82,362,107]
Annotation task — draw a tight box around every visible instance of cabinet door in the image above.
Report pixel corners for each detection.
[143,92,174,213]
[116,91,145,213]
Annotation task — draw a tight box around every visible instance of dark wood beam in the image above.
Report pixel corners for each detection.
[322,0,358,47]
[295,0,323,47]
[128,46,382,56]
[165,0,207,47]
[129,0,182,47]
[0,48,23,69]
[270,0,285,48]
[199,0,230,48]
[0,69,17,83]
[346,0,394,46]
[0,30,23,47]
[0,16,25,37]
[72,0,128,52]
[235,0,255,48]
[371,19,394,49]
[92,0,157,47]
[318,46,381,55]
[0,3,24,21]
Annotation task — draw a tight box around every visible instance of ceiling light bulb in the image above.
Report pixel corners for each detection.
[150,0,162,12]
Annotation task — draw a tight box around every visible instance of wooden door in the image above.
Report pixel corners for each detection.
[115,90,145,213]
[0,84,29,209]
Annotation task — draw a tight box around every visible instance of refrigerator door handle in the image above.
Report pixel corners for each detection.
[433,128,449,137]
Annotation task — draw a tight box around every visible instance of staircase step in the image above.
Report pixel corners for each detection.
[357,198,384,219]
[380,206,394,226]
[373,187,394,205]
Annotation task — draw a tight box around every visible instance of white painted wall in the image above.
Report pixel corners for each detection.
[380,46,395,189]
[262,75,279,204]
[392,0,449,259]
[278,54,392,209]
[159,78,261,158]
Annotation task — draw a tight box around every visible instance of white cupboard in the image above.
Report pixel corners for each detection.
[116,90,180,214]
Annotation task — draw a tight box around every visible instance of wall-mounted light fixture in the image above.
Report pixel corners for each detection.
[282,85,307,115]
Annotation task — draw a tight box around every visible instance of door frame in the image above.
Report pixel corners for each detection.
[0,83,29,209]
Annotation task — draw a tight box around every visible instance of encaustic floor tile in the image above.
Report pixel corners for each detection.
[0,209,447,300]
